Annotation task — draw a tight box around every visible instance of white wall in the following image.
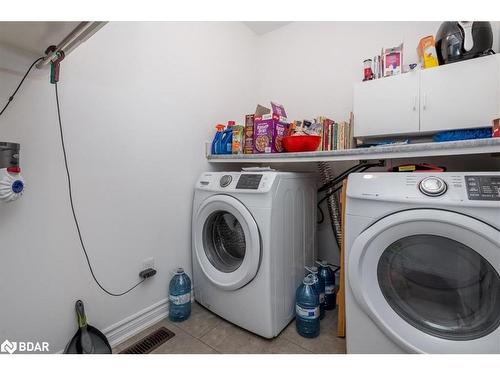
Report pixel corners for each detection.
[0,22,256,352]
[256,21,500,121]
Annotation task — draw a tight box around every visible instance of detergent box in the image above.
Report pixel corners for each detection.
[417,36,439,69]
[253,102,288,153]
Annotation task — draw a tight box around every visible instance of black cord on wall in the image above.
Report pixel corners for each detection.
[0,57,43,118]
[54,82,144,297]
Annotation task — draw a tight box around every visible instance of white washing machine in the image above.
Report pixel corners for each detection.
[345,172,500,354]
[192,171,316,338]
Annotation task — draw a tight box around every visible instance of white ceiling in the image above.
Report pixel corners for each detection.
[243,22,291,35]
[0,21,80,56]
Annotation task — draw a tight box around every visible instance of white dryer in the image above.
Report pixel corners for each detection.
[192,171,316,338]
[345,172,500,353]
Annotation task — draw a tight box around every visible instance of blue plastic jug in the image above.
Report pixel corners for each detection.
[211,124,226,155]
[168,268,192,322]
[317,260,336,311]
[295,275,320,338]
[221,127,233,154]
[305,266,325,320]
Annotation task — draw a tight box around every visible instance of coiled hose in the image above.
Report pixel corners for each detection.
[317,162,343,247]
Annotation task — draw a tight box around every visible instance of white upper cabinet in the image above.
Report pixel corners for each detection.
[420,54,500,133]
[353,55,500,138]
[353,72,419,137]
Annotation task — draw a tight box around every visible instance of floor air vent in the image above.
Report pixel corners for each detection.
[119,327,175,354]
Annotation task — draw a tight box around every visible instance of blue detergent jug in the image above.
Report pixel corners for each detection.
[305,266,325,320]
[211,124,226,155]
[221,124,233,154]
[317,260,336,311]
[295,275,320,338]
[168,268,192,322]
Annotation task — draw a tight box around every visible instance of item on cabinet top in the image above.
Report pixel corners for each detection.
[383,43,403,77]
[243,114,255,154]
[417,36,440,69]
[493,118,500,138]
[282,135,321,153]
[436,21,494,65]
[253,102,288,154]
[389,163,446,173]
[433,127,492,142]
[231,125,244,154]
[363,58,374,81]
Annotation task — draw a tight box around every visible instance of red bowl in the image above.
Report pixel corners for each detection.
[282,135,321,152]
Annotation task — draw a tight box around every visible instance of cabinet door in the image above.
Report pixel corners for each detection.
[353,72,419,137]
[420,55,500,133]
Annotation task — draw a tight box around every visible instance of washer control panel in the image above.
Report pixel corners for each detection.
[236,174,263,189]
[419,176,447,197]
[465,175,500,201]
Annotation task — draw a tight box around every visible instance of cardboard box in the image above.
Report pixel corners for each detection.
[383,43,403,77]
[417,36,439,69]
[253,102,288,153]
[243,114,254,154]
[493,118,500,138]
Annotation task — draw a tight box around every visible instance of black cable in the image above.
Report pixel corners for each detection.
[316,161,384,224]
[54,82,144,297]
[317,161,384,193]
[0,57,44,118]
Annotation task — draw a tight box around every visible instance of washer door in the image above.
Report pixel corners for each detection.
[194,195,261,291]
[348,209,500,353]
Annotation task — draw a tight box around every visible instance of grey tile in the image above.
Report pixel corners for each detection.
[199,320,311,354]
[151,333,218,354]
[281,310,346,354]
[171,302,223,338]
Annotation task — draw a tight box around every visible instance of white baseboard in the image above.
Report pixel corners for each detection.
[103,298,169,348]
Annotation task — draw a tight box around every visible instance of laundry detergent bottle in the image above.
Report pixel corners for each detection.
[317,260,336,310]
[295,275,320,338]
[168,268,192,322]
[305,266,325,320]
[211,124,226,155]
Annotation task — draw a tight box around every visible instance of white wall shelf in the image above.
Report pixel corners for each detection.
[207,138,500,163]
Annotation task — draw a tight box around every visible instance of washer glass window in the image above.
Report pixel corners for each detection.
[377,234,500,341]
[203,210,246,273]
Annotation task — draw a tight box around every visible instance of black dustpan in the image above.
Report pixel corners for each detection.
[64,300,112,354]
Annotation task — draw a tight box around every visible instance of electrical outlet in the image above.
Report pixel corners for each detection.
[142,257,155,270]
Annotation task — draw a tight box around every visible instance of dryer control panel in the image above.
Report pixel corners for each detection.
[465,175,500,201]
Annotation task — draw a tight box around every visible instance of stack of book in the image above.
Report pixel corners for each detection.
[315,113,355,151]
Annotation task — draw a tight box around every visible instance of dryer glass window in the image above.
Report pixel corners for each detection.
[203,211,246,273]
[377,234,500,341]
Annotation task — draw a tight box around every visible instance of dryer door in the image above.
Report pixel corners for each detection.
[348,209,500,353]
[194,195,261,291]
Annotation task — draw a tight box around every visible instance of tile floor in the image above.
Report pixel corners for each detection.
[114,302,346,354]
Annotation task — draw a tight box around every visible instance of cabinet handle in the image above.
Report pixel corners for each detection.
[423,94,427,110]
[413,96,417,111]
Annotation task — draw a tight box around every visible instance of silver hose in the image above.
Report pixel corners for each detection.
[317,162,342,246]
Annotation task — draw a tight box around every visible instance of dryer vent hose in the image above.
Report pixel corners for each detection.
[317,162,343,247]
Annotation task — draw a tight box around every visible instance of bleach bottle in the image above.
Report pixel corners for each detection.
[295,275,320,338]
[168,268,191,322]
[305,266,325,320]
[317,260,336,310]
